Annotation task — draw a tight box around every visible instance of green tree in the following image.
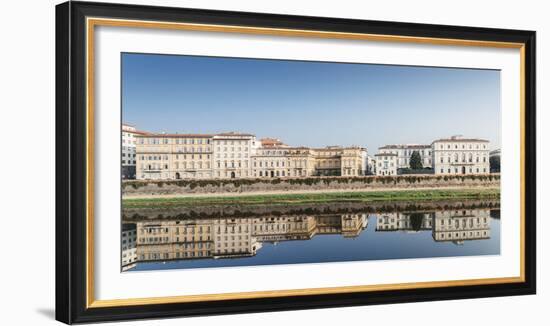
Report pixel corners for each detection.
[409,213,424,231]
[490,155,500,172]
[409,151,423,170]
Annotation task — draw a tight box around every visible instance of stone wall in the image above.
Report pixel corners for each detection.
[122,174,500,197]
[122,198,500,221]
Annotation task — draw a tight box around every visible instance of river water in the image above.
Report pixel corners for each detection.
[121,199,500,271]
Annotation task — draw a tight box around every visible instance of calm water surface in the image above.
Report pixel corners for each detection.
[121,200,500,271]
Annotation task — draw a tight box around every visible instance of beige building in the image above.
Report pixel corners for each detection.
[212,133,258,179]
[432,136,490,175]
[313,147,344,176]
[212,217,261,258]
[253,216,317,242]
[287,147,317,177]
[374,153,397,176]
[135,219,215,261]
[252,147,292,178]
[378,144,432,169]
[312,146,367,177]
[123,213,369,267]
[134,129,368,180]
[135,134,214,180]
[340,147,368,176]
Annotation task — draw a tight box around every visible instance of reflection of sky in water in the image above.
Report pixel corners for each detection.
[130,212,500,272]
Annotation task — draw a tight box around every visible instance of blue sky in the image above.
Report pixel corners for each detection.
[122,53,501,151]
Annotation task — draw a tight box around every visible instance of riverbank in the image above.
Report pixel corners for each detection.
[123,174,500,197]
[123,188,500,209]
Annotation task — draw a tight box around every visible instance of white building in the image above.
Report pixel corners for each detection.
[432,136,490,175]
[366,155,376,175]
[376,212,433,232]
[122,124,141,179]
[374,153,397,176]
[378,144,432,169]
[121,223,137,271]
[432,209,491,245]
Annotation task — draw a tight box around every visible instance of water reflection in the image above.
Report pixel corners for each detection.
[122,201,500,271]
[377,209,491,245]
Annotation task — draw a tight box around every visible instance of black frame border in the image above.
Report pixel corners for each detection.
[56,1,536,324]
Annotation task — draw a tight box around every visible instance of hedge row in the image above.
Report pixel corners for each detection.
[122,174,500,190]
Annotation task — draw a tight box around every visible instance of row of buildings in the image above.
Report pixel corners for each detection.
[375,136,493,176]
[122,124,496,179]
[121,208,494,270]
[123,124,367,180]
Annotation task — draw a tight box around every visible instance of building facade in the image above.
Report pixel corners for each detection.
[489,149,501,173]
[376,212,434,232]
[212,133,258,179]
[378,144,432,169]
[340,147,368,176]
[121,223,137,271]
[121,124,140,179]
[431,136,490,175]
[366,155,376,175]
[135,134,214,180]
[132,128,492,179]
[432,209,491,245]
[124,213,369,267]
[134,131,367,180]
[252,146,293,178]
[374,153,397,176]
[311,146,367,177]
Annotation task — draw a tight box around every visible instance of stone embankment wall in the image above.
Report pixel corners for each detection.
[122,198,500,221]
[122,174,500,197]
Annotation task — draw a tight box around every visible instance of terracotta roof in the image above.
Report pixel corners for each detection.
[260,137,286,147]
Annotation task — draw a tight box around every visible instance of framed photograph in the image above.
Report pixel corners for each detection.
[56,1,536,324]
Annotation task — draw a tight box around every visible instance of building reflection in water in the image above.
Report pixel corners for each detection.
[376,209,491,245]
[121,208,494,268]
[121,223,138,271]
